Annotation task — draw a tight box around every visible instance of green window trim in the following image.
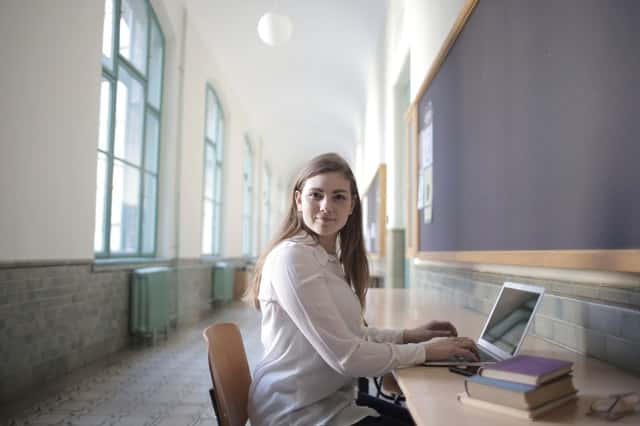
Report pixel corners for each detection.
[95,0,165,259]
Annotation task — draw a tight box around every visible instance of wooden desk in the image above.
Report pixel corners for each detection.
[364,288,640,425]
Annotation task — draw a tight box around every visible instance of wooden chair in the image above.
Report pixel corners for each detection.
[203,323,251,426]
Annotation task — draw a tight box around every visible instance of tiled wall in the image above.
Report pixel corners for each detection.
[413,263,640,375]
[0,259,233,404]
[0,263,129,403]
[175,261,217,326]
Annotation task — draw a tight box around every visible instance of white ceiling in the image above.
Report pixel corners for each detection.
[185,0,388,183]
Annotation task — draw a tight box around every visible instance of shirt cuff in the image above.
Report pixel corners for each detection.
[395,342,427,367]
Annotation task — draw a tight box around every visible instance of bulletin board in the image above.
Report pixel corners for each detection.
[362,164,387,259]
[408,0,640,272]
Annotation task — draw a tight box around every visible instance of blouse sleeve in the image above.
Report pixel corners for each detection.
[363,326,404,344]
[269,244,425,378]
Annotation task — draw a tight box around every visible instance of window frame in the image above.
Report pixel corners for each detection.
[261,165,271,249]
[202,83,225,256]
[95,0,165,259]
[277,179,285,228]
[242,137,254,256]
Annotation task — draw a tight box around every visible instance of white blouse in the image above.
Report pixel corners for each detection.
[247,235,427,426]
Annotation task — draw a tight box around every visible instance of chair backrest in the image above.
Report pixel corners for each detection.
[203,323,252,426]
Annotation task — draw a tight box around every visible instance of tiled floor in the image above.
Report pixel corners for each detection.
[1,302,262,426]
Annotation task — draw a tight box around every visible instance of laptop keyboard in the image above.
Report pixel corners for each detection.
[477,349,496,362]
[448,348,495,363]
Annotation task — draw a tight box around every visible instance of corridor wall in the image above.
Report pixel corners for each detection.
[0,0,282,403]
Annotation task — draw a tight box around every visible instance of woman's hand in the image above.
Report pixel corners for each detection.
[403,320,458,343]
[423,337,479,362]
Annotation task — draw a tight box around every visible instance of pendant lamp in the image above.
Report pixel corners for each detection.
[257,11,293,46]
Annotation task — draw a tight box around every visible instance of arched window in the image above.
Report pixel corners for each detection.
[261,165,271,250]
[95,0,164,257]
[242,137,254,256]
[202,85,224,255]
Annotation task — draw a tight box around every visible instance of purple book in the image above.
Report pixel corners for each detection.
[479,355,573,385]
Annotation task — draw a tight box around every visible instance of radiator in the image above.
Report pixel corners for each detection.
[212,262,235,302]
[130,266,171,342]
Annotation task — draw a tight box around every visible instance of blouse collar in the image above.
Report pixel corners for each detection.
[288,231,339,265]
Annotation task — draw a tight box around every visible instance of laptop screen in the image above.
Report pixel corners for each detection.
[479,284,543,355]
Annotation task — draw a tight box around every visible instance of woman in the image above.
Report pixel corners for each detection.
[247,153,478,425]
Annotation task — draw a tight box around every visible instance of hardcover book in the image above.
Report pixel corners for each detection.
[465,374,576,410]
[478,355,573,385]
[457,391,578,419]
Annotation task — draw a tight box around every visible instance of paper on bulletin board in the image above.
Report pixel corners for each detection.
[417,124,432,210]
[423,166,433,223]
[421,100,434,223]
[420,124,433,168]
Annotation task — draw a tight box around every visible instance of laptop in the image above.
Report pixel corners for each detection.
[423,282,545,366]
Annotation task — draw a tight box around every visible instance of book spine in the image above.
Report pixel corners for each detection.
[457,393,531,419]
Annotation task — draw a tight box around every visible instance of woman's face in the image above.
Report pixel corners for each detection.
[295,172,354,250]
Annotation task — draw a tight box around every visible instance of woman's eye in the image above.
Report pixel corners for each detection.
[308,192,322,200]
[334,194,347,202]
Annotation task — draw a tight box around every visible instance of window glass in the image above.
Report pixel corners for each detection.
[101,0,115,70]
[242,139,253,255]
[262,167,271,248]
[114,66,144,166]
[206,90,218,141]
[216,121,224,160]
[144,111,159,172]
[142,173,156,254]
[204,144,215,199]
[147,18,163,109]
[202,85,224,255]
[94,152,109,253]
[110,160,141,254]
[119,0,148,74]
[214,162,222,204]
[202,200,213,254]
[213,202,221,255]
[98,78,112,152]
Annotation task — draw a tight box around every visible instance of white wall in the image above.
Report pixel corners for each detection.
[383,1,409,229]
[0,1,103,261]
[357,0,466,230]
[0,0,283,262]
[359,56,385,192]
[176,14,255,259]
[154,3,284,259]
[406,0,467,101]
[149,0,179,260]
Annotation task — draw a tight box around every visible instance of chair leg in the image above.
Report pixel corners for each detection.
[357,377,370,395]
[209,388,221,419]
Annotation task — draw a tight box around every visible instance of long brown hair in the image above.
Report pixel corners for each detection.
[246,153,369,310]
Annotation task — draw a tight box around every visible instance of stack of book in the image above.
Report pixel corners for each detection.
[458,355,578,419]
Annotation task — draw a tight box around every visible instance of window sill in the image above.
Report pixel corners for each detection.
[92,257,172,273]
[200,255,223,265]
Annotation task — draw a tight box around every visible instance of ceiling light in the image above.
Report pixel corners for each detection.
[257,12,293,46]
